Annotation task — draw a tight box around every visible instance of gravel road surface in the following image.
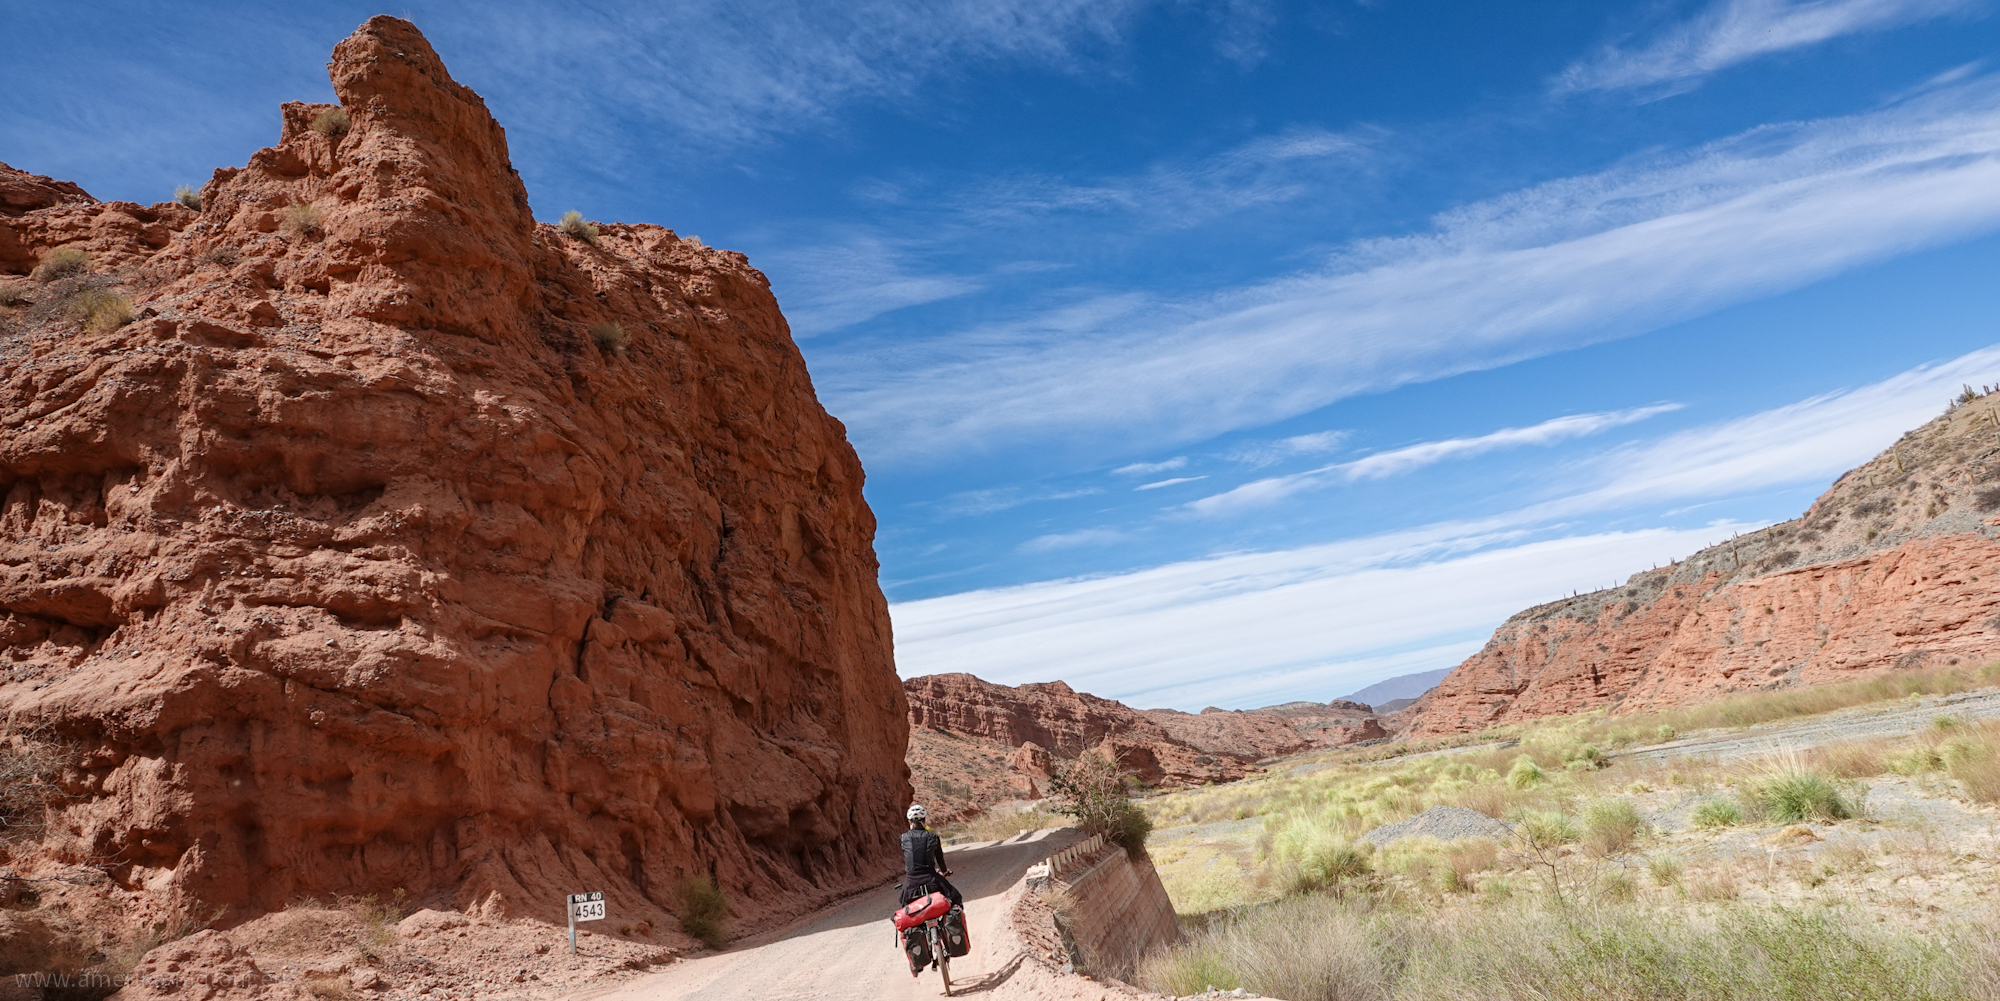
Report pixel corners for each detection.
[1618,687,2000,765]
[571,828,1086,1001]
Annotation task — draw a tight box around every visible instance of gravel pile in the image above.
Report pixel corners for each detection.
[1359,805,1511,846]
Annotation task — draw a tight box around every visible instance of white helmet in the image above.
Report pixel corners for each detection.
[906,803,927,823]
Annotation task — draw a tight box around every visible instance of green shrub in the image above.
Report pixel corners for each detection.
[281,202,324,239]
[174,185,201,210]
[1645,855,1682,886]
[1049,751,1152,855]
[560,210,599,245]
[674,876,729,948]
[1269,813,1372,895]
[68,287,134,333]
[1691,798,1742,829]
[31,247,90,283]
[1656,724,1678,742]
[589,321,629,355]
[1746,770,1854,823]
[1581,799,1646,856]
[310,107,351,137]
[1506,755,1545,789]
[1516,810,1578,850]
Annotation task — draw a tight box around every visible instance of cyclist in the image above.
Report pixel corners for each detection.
[898,804,963,908]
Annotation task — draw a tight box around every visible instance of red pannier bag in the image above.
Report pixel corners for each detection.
[893,891,951,931]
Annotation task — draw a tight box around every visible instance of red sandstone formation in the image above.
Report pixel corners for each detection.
[904,673,1380,818]
[0,14,907,954]
[1406,397,2000,735]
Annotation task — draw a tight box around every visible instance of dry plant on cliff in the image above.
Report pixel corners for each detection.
[67,287,134,334]
[31,247,90,283]
[310,107,351,137]
[0,728,70,840]
[1048,751,1152,855]
[560,209,600,245]
[174,184,202,210]
[282,202,325,239]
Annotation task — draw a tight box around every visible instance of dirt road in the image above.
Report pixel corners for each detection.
[572,828,1085,1001]
[1618,687,2000,765]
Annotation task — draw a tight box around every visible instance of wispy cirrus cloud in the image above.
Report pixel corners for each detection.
[1137,475,1207,490]
[1557,0,1980,95]
[1017,528,1132,553]
[760,237,982,335]
[1227,430,1351,468]
[826,75,2000,465]
[939,485,1103,517]
[1114,457,1188,476]
[1191,405,1680,515]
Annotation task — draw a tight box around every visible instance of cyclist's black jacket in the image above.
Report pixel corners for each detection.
[901,828,947,881]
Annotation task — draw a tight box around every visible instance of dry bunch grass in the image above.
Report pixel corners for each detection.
[560,210,599,245]
[68,287,134,333]
[310,107,351,137]
[282,202,325,239]
[31,247,90,283]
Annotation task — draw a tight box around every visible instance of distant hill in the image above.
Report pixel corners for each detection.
[1339,668,1453,710]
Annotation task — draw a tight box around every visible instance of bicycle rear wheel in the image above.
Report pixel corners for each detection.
[933,925,952,996]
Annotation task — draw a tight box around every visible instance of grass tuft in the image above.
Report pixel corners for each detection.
[310,107,351,137]
[68,287,135,333]
[1691,798,1743,829]
[1743,765,1855,823]
[675,876,729,949]
[32,247,90,283]
[1581,798,1646,857]
[281,202,324,239]
[589,322,629,355]
[174,185,202,210]
[1505,755,1545,789]
[560,210,600,245]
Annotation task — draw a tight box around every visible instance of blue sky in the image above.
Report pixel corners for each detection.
[9,1,2000,710]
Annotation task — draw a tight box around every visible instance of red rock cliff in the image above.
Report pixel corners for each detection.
[0,15,908,930]
[1406,397,2000,736]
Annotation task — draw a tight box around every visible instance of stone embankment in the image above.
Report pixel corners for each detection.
[1407,397,2000,735]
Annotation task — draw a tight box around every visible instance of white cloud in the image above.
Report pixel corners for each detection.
[1018,528,1131,553]
[1114,457,1188,476]
[939,485,1102,516]
[1192,405,1680,515]
[761,238,981,335]
[1558,0,1978,94]
[1137,476,1208,490]
[826,75,2000,465]
[469,0,1150,153]
[894,524,1738,710]
[892,344,2000,710]
[1228,430,1351,467]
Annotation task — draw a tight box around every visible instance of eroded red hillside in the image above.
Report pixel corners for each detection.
[0,14,907,952]
[1406,398,2000,735]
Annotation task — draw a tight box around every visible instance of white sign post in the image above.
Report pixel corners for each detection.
[567,891,606,954]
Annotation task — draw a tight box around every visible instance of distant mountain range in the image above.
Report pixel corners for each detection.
[1338,668,1454,711]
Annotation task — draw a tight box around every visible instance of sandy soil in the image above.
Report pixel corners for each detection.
[569,829,1090,1001]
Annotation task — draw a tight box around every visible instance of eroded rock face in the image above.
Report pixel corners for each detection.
[904,673,1378,817]
[1405,399,2000,736]
[0,15,907,929]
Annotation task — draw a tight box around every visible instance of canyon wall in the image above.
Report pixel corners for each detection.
[0,15,908,935]
[1406,397,2000,735]
[905,673,1381,818]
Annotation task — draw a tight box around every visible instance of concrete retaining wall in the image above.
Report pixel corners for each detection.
[1054,846,1180,980]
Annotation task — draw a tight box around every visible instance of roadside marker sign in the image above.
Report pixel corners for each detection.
[567,891,605,953]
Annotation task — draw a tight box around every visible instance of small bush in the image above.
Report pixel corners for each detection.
[675,876,729,948]
[1505,755,1545,789]
[589,321,629,355]
[338,890,405,954]
[68,287,135,334]
[0,284,26,308]
[1691,798,1741,829]
[1655,724,1677,742]
[310,107,351,137]
[1746,770,1854,823]
[200,245,240,268]
[560,210,599,245]
[1645,854,1682,886]
[1600,870,1637,901]
[174,185,201,210]
[281,202,324,239]
[1049,751,1151,854]
[1943,722,2000,802]
[1581,799,1646,857]
[31,247,90,283]
[1516,810,1578,850]
[0,731,69,840]
[1270,813,1372,896]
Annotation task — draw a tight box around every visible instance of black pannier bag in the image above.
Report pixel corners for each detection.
[942,907,970,957]
[903,925,933,972]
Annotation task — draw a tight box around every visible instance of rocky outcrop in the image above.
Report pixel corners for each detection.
[904,673,1379,818]
[1406,396,2000,735]
[0,13,907,941]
